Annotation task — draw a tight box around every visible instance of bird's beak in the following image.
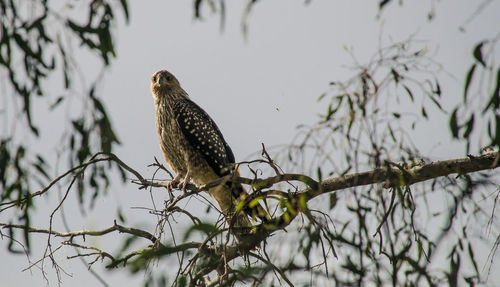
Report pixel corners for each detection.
[157,76,164,84]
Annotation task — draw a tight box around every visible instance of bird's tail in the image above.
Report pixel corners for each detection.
[231,183,271,224]
[208,182,270,235]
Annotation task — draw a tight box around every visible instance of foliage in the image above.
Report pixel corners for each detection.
[0,0,127,250]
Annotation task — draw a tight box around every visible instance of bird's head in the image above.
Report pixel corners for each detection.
[151,70,184,99]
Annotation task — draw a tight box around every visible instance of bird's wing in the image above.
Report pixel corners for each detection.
[172,98,270,223]
[172,98,236,178]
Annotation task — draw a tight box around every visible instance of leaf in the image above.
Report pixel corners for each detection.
[317,92,327,102]
[379,0,392,10]
[329,193,337,210]
[317,167,322,182]
[387,124,396,142]
[450,108,459,138]
[473,41,486,67]
[183,222,219,241]
[434,80,441,97]
[283,212,290,223]
[429,96,444,111]
[235,200,245,212]
[325,103,334,121]
[177,276,187,287]
[119,0,130,23]
[483,68,500,113]
[463,64,476,102]
[421,106,428,119]
[49,96,64,110]
[33,158,50,181]
[194,0,203,18]
[463,114,474,139]
[391,68,402,83]
[494,115,500,149]
[249,197,263,208]
[117,209,126,223]
[468,243,479,275]
[403,85,414,102]
[493,67,500,105]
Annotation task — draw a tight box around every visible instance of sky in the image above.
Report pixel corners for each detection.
[2,0,500,286]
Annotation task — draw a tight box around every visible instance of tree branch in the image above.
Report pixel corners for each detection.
[3,150,499,283]
[190,151,500,278]
[304,150,500,201]
[0,220,160,245]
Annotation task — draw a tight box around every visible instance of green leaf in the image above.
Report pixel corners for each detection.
[119,0,130,23]
[299,194,307,210]
[403,85,414,102]
[483,68,500,113]
[494,115,500,149]
[194,0,203,18]
[379,0,391,10]
[387,124,396,142]
[249,197,263,208]
[429,96,444,111]
[463,114,474,139]
[391,68,402,83]
[235,200,245,212]
[183,222,219,241]
[49,96,64,110]
[434,80,441,97]
[283,212,290,223]
[33,157,50,181]
[468,243,479,275]
[450,108,459,138]
[473,41,486,67]
[421,106,428,119]
[317,92,327,102]
[463,64,476,102]
[329,193,337,210]
[177,276,187,287]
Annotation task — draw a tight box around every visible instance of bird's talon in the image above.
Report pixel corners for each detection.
[178,172,191,193]
[167,174,182,193]
[177,180,188,193]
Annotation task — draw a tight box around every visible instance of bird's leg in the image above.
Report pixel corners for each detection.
[167,174,182,192]
[177,171,191,193]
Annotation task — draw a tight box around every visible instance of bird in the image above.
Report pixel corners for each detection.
[150,69,269,235]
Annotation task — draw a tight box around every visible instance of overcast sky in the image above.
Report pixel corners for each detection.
[2,0,500,286]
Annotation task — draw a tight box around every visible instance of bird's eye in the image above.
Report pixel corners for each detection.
[153,75,157,82]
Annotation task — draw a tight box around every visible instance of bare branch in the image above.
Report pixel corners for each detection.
[0,221,160,245]
[304,150,500,201]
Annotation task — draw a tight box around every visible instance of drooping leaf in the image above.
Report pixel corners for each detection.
[473,41,486,67]
[379,0,392,10]
[434,80,441,97]
[119,0,130,23]
[329,193,337,210]
[463,64,476,102]
[483,68,500,113]
[463,114,475,139]
[450,108,459,138]
[183,222,220,241]
[421,106,428,119]
[403,85,414,102]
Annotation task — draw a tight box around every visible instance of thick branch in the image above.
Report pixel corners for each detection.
[192,151,500,277]
[304,150,500,200]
